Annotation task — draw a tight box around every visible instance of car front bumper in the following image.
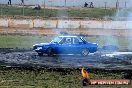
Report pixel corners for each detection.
[33,46,46,53]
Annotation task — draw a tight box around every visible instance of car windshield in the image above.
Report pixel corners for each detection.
[50,37,62,43]
[80,37,87,43]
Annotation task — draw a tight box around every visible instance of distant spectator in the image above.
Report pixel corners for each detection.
[21,0,24,5]
[8,0,11,5]
[89,2,94,8]
[34,4,41,10]
[84,2,88,7]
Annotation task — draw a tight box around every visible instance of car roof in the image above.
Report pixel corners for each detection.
[59,36,79,38]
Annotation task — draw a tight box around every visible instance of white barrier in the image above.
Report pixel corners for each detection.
[58,20,80,29]
[8,19,33,28]
[57,20,132,29]
[0,19,8,27]
[0,19,132,29]
[125,21,132,29]
[103,21,127,29]
[81,21,103,29]
[33,20,57,28]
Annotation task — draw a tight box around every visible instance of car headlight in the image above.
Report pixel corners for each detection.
[36,47,42,50]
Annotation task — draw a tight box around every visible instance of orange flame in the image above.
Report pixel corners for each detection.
[81,67,89,78]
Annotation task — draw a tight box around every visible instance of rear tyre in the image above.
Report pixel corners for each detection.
[81,49,89,56]
[38,53,43,56]
[47,48,54,56]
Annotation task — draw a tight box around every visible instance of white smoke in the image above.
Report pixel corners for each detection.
[113,0,132,51]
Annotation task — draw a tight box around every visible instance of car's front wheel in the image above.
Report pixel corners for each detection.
[38,52,43,56]
[81,49,89,56]
[47,48,54,56]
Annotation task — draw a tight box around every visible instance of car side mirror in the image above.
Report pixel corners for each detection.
[54,42,59,44]
[79,42,83,44]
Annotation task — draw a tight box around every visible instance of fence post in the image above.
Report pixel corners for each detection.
[43,0,45,17]
[104,2,107,9]
[104,2,107,17]
[116,0,119,9]
[73,0,74,7]
[125,1,127,8]
[22,4,24,16]
[0,4,2,16]
[65,0,66,7]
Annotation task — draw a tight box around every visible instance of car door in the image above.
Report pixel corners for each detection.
[71,37,85,54]
[57,37,73,54]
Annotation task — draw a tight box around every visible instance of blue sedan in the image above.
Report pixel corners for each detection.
[33,36,98,56]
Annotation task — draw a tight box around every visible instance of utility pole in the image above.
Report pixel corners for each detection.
[104,2,107,10]
[125,1,127,8]
[104,2,107,17]
[73,0,74,7]
[0,3,2,16]
[48,0,52,17]
[65,0,66,7]
[116,0,119,9]
[0,0,3,16]
[22,4,24,16]
[43,0,45,17]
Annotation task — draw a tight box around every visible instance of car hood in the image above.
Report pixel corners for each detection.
[92,43,98,45]
[33,43,50,46]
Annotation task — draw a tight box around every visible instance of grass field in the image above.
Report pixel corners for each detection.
[0,35,131,51]
[0,67,131,88]
[0,35,52,48]
[0,5,116,18]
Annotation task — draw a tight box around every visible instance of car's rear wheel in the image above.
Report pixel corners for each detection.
[81,49,89,56]
[47,48,54,56]
[38,52,43,56]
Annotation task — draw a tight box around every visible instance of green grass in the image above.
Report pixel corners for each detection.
[0,5,116,18]
[0,35,132,51]
[0,35,53,48]
[0,67,131,88]
[68,8,116,18]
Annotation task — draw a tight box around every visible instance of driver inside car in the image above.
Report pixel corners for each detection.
[59,38,66,44]
[66,38,72,44]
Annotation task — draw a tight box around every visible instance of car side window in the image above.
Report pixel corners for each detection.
[59,38,66,44]
[59,37,72,44]
[73,37,84,44]
[73,38,80,44]
[65,38,72,44]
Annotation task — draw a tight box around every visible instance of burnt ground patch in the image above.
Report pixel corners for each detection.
[0,48,132,70]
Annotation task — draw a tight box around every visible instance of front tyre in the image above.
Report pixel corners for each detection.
[47,48,54,56]
[81,49,89,56]
[38,53,43,56]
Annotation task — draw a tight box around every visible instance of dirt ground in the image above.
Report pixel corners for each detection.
[0,48,132,70]
[0,27,132,36]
